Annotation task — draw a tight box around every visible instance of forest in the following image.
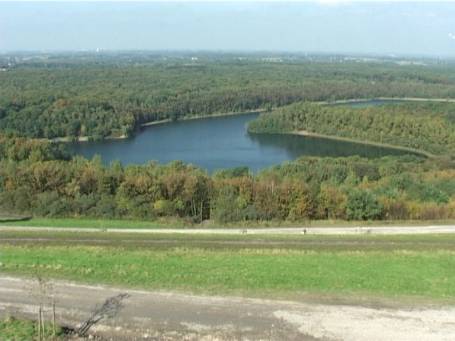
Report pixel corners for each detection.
[2,57,455,140]
[248,102,455,157]
[1,135,455,222]
[1,56,455,223]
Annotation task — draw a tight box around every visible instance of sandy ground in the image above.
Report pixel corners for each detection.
[0,276,454,340]
[1,225,455,235]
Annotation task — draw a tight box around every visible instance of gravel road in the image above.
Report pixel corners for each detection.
[0,276,454,340]
[2,224,455,235]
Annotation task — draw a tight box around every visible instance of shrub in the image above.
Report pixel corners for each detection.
[153,199,176,217]
[211,187,250,223]
[317,184,348,219]
[346,189,383,220]
[380,196,410,220]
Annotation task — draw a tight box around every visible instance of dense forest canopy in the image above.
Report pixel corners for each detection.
[1,136,455,222]
[248,102,455,157]
[1,53,455,223]
[2,54,455,140]
[0,134,69,162]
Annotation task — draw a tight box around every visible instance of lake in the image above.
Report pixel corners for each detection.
[70,109,416,173]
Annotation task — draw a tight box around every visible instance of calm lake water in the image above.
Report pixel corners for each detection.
[70,107,416,172]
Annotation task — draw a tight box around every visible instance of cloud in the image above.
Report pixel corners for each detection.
[449,33,455,40]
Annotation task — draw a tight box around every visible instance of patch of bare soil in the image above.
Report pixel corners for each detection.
[0,276,454,340]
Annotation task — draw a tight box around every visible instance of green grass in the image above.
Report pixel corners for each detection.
[0,217,186,229]
[0,316,63,341]
[2,230,455,251]
[2,217,455,230]
[1,234,455,300]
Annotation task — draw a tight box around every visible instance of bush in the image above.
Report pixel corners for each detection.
[32,192,73,217]
[94,195,117,218]
[346,189,383,220]
[317,184,348,219]
[153,199,176,217]
[211,187,250,223]
[380,196,410,220]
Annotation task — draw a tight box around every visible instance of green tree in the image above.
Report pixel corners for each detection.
[346,189,383,221]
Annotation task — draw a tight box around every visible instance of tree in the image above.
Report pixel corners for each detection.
[318,183,347,220]
[346,189,383,220]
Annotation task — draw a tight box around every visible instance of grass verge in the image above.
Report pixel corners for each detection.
[2,217,455,230]
[0,217,187,229]
[0,316,63,341]
[1,232,455,300]
[2,230,455,251]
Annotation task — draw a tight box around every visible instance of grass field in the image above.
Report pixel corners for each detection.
[1,231,455,300]
[2,230,455,250]
[2,217,455,230]
[0,217,187,229]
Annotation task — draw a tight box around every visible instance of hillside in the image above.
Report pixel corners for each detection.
[248,102,455,156]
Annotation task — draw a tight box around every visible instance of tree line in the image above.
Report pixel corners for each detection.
[1,136,455,222]
[248,102,455,157]
[3,60,455,140]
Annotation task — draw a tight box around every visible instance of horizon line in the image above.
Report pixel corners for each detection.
[1,49,454,60]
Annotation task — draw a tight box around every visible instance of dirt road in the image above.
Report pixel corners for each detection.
[2,224,455,235]
[0,276,454,340]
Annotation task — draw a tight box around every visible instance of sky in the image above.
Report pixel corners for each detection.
[1,1,455,57]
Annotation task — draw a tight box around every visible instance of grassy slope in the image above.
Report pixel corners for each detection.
[1,232,455,300]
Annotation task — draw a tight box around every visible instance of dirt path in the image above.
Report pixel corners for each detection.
[0,276,454,340]
[2,224,455,235]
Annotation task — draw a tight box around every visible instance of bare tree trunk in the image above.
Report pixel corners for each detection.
[37,307,41,341]
[41,305,45,338]
[52,300,56,336]
[200,201,203,222]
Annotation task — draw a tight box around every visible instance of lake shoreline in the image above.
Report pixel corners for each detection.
[140,109,266,128]
[294,130,434,158]
[318,97,455,105]
[51,134,127,143]
[53,110,266,143]
[52,97,455,143]
[66,99,435,170]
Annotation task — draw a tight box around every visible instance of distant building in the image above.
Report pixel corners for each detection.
[261,57,283,63]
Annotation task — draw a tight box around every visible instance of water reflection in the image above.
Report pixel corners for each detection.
[248,133,411,160]
[70,108,417,172]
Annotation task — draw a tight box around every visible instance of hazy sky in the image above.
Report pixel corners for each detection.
[1,1,455,56]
